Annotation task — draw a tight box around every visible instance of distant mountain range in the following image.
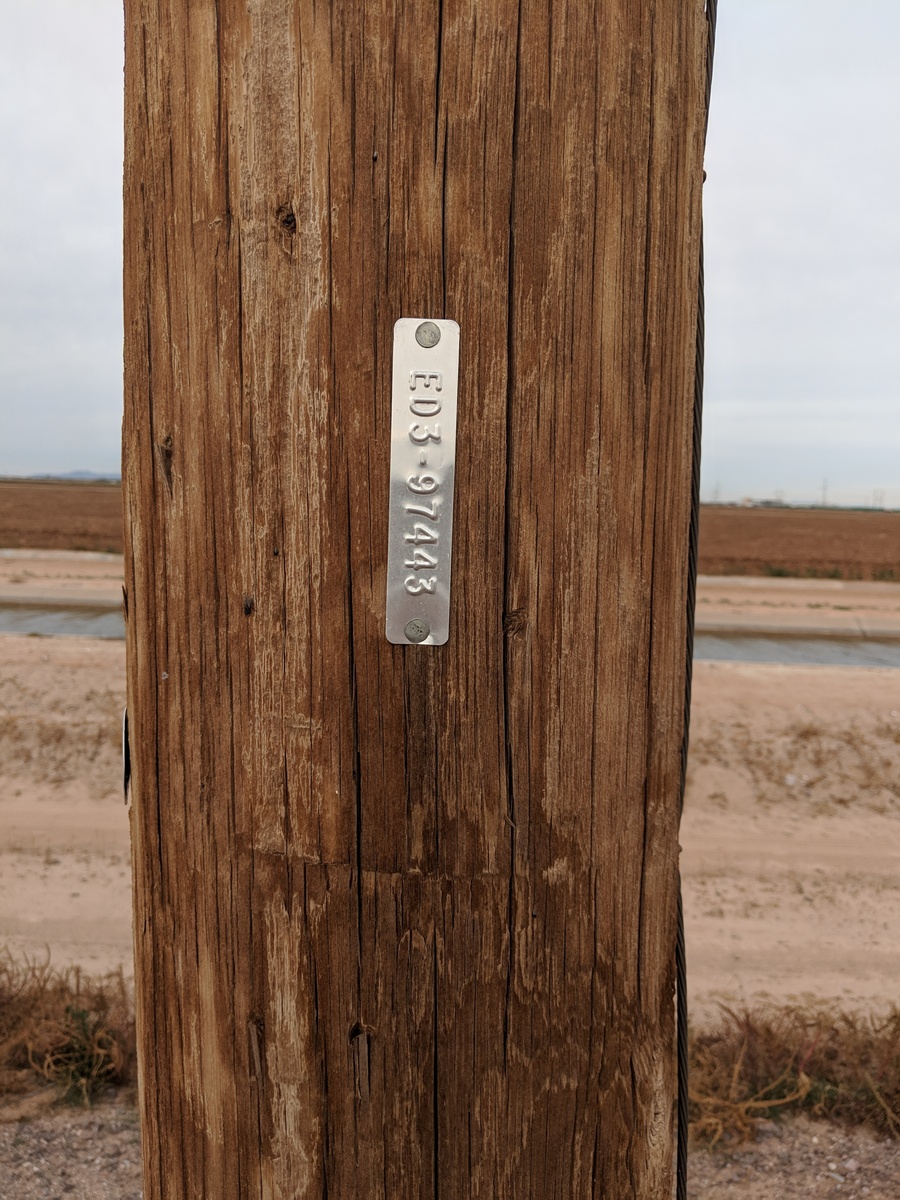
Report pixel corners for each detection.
[53,471,122,481]
[2,471,122,483]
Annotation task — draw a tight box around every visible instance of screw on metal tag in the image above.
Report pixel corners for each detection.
[385,318,459,646]
[415,321,441,348]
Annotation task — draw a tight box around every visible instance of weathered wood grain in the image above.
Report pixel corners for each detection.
[123,1,709,1195]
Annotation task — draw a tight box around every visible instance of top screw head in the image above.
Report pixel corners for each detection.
[415,321,441,348]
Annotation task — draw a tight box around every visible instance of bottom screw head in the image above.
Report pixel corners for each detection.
[405,618,430,643]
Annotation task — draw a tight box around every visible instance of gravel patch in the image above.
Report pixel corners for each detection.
[2,1103,900,1198]
[0,1102,141,1199]
[688,1114,900,1199]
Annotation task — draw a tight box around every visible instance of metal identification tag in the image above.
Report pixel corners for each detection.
[385,318,459,645]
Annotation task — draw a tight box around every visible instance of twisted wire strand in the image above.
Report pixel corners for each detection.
[677,3,717,1197]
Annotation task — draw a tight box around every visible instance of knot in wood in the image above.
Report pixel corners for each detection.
[276,205,297,235]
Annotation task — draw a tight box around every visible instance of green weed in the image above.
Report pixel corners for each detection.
[0,953,134,1106]
[690,1004,900,1146]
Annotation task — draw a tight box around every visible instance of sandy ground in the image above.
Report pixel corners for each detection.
[4,549,900,631]
[695,574,900,638]
[2,634,897,1011]
[0,635,130,975]
[682,659,900,1020]
[2,562,898,1008]
[1,556,899,1196]
[0,550,123,609]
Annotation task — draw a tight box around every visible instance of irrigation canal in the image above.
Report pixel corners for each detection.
[2,602,900,668]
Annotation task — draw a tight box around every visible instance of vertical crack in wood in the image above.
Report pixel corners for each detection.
[432,930,440,1200]
[345,486,364,1000]
[500,0,524,1077]
[434,0,444,160]
[435,0,447,312]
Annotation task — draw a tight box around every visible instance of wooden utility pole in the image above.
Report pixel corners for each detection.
[123,2,710,1196]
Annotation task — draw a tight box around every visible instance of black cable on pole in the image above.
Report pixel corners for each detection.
[676,3,717,1197]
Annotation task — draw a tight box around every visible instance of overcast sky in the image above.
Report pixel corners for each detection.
[703,2,900,506]
[0,1,897,506]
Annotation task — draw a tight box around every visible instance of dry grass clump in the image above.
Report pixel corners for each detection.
[692,715,900,814]
[691,1004,900,1146]
[0,953,135,1105]
[2,953,899,1147]
[0,711,121,788]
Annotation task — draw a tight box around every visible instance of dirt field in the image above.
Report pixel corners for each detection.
[3,629,898,1015]
[1,622,899,1196]
[2,481,899,579]
[0,481,123,554]
[699,505,900,580]
[2,532,899,1195]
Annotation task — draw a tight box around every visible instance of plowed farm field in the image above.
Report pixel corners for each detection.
[1,480,899,579]
[698,505,900,580]
[0,480,122,553]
